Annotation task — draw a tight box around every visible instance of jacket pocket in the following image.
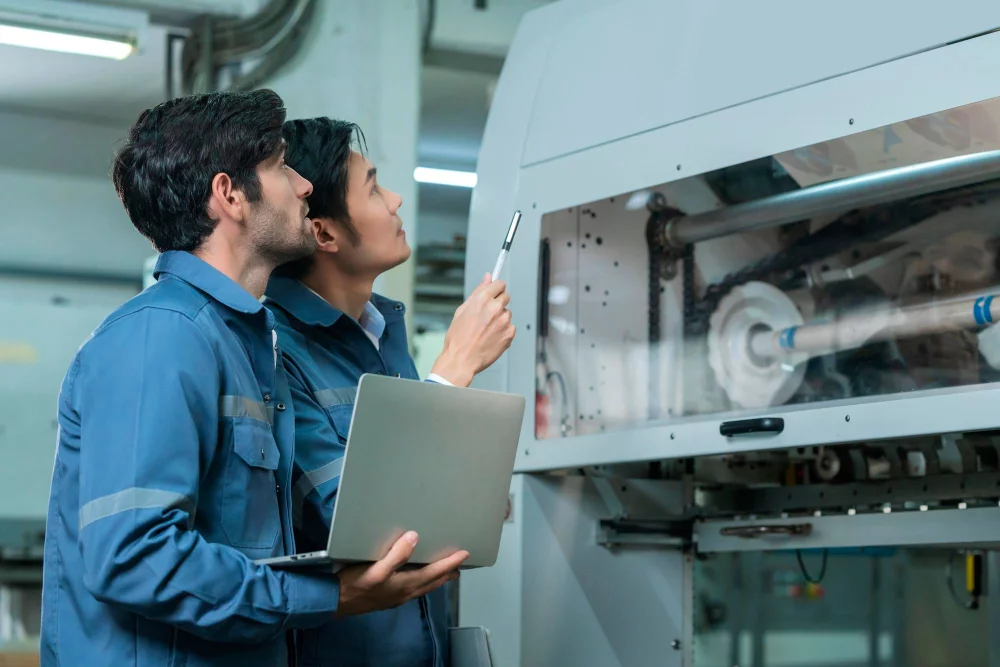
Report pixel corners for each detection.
[221,417,281,552]
[326,404,354,442]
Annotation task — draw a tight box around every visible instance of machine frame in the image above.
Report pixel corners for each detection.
[460,2,1000,666]
[492,27,1000,474]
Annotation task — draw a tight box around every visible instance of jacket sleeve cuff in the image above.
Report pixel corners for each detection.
[283,570,340,630]
[426,373,455,387]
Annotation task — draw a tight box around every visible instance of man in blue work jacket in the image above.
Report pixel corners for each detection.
[264,118,515,667]
[41,92,468,667]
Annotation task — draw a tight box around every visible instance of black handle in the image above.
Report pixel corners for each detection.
[538,239,551,339]
[720,417,784,438]
[720,523,812,539]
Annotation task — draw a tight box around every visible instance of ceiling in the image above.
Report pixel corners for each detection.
[0,0,506,221]
[419,65,497,171]
[0,29,497,167]
[0,24,170,127]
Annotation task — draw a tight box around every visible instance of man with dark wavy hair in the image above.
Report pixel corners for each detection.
[40,90,467,667]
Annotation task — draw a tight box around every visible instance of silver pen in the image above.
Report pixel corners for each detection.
[491,210,522,281]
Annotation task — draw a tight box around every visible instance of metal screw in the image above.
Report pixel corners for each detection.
[671,639,681,650]
[845,415,851,422]
[849,118,855,125]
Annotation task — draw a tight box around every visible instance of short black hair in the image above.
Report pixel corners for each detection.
[112,89,287,253]
[273,117,365,280]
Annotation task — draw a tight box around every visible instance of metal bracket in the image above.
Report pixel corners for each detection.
[587,471,692,548]
[590,474,629,520]
[698,471,1000,517]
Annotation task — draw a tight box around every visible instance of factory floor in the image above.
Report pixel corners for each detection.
[0,654,37,667]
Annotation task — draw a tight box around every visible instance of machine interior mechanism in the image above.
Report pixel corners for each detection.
[535,94,1000,439]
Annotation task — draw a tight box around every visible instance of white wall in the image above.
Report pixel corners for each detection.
[265,0,422,314]
[0,109,150,279]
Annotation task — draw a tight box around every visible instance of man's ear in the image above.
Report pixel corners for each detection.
[206,172,247,224]
[313,217,340,254]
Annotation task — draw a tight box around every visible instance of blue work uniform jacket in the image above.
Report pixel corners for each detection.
[41,251,342,667]
[264,277,449,667]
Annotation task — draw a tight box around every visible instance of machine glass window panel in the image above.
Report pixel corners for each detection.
[534,96,1000,441]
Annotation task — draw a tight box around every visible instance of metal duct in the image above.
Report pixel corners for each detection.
[179,0,315,95]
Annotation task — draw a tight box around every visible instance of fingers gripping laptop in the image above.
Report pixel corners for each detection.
[257,373,525,570]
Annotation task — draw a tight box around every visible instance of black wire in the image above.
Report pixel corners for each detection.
[545,370,570,435]
[796,549,828,584]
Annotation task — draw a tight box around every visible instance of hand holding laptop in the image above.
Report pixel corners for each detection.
[335,531,469,617]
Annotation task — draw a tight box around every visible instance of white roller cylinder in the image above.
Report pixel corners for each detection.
[751,294,998,360]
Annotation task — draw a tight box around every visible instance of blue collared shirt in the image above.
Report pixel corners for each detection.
[41,251,341,667]
[264,276,449,667]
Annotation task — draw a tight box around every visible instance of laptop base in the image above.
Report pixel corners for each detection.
[256,550,345,571]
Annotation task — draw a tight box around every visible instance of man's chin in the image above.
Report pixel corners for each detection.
[268,238,317,268]
[379,247,412,275]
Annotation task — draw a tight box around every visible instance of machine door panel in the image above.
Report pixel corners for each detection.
[522,0,1000,166]
[525,92,1000,467]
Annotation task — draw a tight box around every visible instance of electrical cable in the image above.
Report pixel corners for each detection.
[795,549,828,585]
[545,370,570,437]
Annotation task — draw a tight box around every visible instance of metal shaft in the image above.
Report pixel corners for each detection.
[751,294,997,360]
[665,149,1000,247]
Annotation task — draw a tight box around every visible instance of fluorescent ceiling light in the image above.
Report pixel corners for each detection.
[0,0,146,60]
[414,167,478,188]
[0,24,133,59]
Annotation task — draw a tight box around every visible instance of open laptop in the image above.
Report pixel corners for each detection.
[258,373,525,570]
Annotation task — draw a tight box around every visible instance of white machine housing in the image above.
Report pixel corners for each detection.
[461,2,1000,666]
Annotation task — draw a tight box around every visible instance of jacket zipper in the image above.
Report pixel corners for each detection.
[419,595,439,665]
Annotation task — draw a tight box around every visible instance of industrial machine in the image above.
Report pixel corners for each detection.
[461,1,1000,665]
